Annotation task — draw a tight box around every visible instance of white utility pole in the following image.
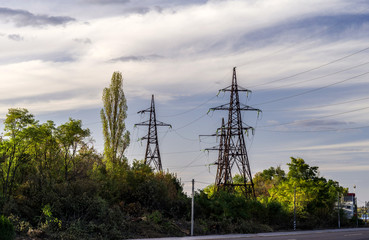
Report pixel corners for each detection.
[338,192,340,229]
[191,179,195,236]
[294,185,296,231]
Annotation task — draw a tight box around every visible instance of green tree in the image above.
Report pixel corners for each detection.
[100,71,130,171]
[268,157,345,228]
[55,118,90,181]
[287,157,318,180]
[254,166,285,198]
[26,121,59,187]
[0,108,36,200]
[269,158,322,209]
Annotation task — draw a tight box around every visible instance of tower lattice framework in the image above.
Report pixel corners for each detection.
[135,95,171,171]
[210,67,261,198]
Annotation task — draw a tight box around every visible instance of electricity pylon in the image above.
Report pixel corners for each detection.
[210,67,261,198]
[213,118,232,189]
[201,118,228,188]
[135,95,171,171]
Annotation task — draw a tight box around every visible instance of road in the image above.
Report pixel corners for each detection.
[132,228,369,240]
[219,229,369,240]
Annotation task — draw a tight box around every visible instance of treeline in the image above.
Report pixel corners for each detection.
[0,72,358,239]
[0,108,357,239]
[194,157,354,234]
[0,108,189,239]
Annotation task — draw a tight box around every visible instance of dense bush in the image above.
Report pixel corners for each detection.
[0,215,15,240]
[194,190,289,234]
[2,159,190,239]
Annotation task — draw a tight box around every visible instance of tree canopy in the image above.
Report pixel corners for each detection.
[100,71,130,171]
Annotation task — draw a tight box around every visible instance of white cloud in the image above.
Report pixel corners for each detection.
[320,164,369,172]
[294,140,369,152]
[3,0,367,120]
[1,0,369,159]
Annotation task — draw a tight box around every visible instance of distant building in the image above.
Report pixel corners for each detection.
[341,193,356,218]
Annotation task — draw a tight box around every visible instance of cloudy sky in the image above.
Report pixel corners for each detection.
[1,0,369,202]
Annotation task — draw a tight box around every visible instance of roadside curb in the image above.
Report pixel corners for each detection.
[130,228,369,240]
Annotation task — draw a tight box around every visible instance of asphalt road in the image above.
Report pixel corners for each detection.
[224,229,369,240]
[132,228,369,240]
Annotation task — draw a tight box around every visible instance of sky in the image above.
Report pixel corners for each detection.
[1,0,369,204]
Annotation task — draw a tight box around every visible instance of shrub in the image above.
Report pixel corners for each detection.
[7,214,31,235]
[0,215,15,240]
[148,210,163,224]
[40,204,62,232]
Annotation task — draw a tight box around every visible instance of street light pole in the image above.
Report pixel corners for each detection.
[191,179,194,236]
[294,185,296,231]
[356,197,359,228]
[338,192,340,229]
[354,185,358,228]
[365,201,367,225]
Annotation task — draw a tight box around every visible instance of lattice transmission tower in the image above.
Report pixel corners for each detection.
[135,95,171,171]
[209,67,261,198]
[200,118,228,186]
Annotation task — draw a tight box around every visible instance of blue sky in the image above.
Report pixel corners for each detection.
[1,0,369,203]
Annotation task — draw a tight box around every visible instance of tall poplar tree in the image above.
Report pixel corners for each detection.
[100,72,130,170]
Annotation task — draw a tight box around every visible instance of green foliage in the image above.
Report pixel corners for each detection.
[100,71,130,171]
[7,214,30,235]
[3,108,35,135]
[1,108,36,200]
[266,157,346,229]
[148,210,163,224]
[254,166,285,197]
[194,190,277,234]
[0,215,15,240]
[119,161,189,217]
[287,157,318,180]
[55,118,91,181]
[203,184,216,197]
[40,204,62,231]
[197,190,281,224]
[0,106,352,238]
[197,157,348,233]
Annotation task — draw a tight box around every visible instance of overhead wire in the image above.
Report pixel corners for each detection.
[168,164,211,170]
[125,127,145,160]
[161,95,218,118]
[172,112,209,131]
[260,105,369,128]
[245,42,369,90]
[177,151,206,174]
[186,167,215,182]
[171,129,199,142]
[253,70,369,106]
[159,127,170,143]
[107,21,368,156]
[159,69,231,119]
[258,60,369,92]
[195,181,213,185]
[130,7,369,184]
[259,124,369,133]
[263,95,369,112]
[127,149,200,158]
